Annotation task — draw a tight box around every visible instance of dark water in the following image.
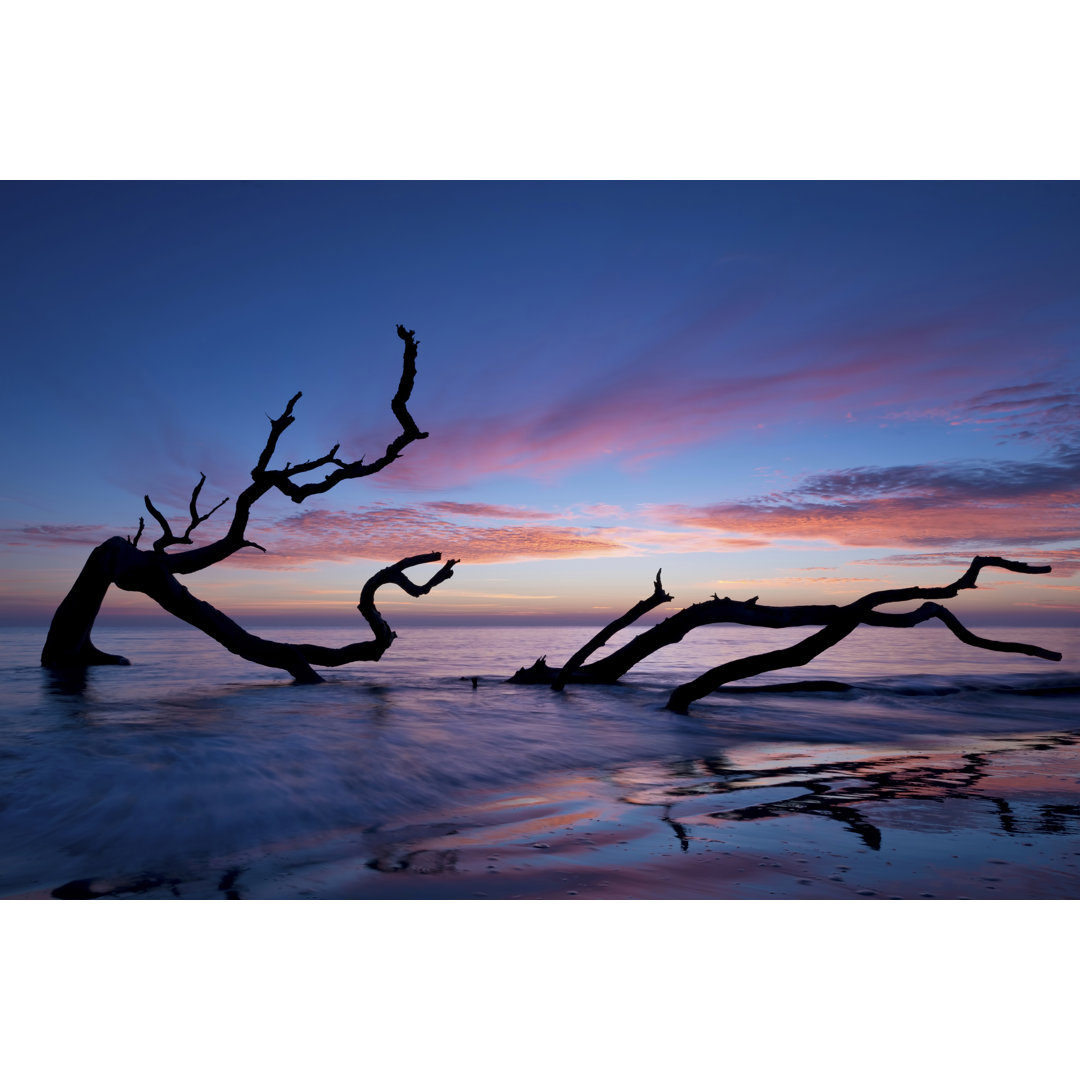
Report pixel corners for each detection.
[1,623,1077,898]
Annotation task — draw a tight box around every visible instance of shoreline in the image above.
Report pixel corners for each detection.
[16,729,1080,900]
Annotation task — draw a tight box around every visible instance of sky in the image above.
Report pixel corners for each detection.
[2,181,1078,628]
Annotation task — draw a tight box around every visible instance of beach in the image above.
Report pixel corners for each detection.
[2,624,1078,900]
[20,732,1079,900]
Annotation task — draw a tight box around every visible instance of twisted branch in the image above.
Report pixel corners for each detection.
[293,552,460,667]
[549,569,672,691]
[165,326,427,576]
[42,325,454,678]
[268,325,428,502]
[144,473,229,552]
[665,556,1060,713]
[107,545,459,681]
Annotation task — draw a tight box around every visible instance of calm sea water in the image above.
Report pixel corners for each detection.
[1,622,1076,897]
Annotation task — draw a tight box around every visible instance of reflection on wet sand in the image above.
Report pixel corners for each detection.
[37,731,1080,900]
[343,731,1080,900]
[626,732,1080,853]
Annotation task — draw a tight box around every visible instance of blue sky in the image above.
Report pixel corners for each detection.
[3,181,1078,626]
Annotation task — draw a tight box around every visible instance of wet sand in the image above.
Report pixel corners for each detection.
[24,729,1080,899]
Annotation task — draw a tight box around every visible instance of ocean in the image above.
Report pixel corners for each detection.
[2,622,1078,899]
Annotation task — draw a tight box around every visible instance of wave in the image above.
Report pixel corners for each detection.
[706,672,1080,697]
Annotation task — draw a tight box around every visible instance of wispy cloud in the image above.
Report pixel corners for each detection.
[709,575,880,586]
[857,548,1080,575]
[237,506,626,566]
[0,523,125,547]
[239,508,775,567]
[421,501,558,520]
[657,444,1080,550]
[381,352,978,489]
[3,504,773,568]
[887,379,1080,444]
[369,277,1077,490]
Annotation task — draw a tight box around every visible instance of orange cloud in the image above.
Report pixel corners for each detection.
[0,506,772,570]
[667,495,1080,549]
[230,507,777,568]
[233,506,627,566]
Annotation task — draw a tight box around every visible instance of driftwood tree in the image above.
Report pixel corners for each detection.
[41,326,457,683]
[510,557,1062,712]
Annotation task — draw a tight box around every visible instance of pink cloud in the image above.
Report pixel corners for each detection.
[372,305,1074,490]
[0,523,129,547]
[663,495,1080,550]
[234,508,776,568]
[421,501,558,520]
[3,505,771,569]
[858,548,1080,575]
[376,356,913,489]
[656,445,1080,551]
[233,506,627,566]
[568,503,634,520]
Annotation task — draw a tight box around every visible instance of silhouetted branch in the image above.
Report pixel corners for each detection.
[44,537,458,679]
[294,552,460,667]
[269,327,427,502]
[863,601,1061,660]
[253,390,303,478]
[518,590,846,686]
[517,555,1059,695]
[665,556,1060,712]
[144,472,230,552]
[42,325,449,678]
[165,326,427,576]
[549,569,671,691]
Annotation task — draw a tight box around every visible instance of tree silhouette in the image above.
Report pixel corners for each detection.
[41,326,458,683]
[511,558,1062,712]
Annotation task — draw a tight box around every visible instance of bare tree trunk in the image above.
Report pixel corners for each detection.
[507,570,673,688]
[550,570,672,691]
[509,594,858,686]
[665,557,1060,713]
[42,538,457,682]
[40,537,133,667]
[41,326,456,681]
[510,557,1061,709]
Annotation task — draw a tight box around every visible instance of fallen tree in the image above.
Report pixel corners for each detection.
[41,326,457,683]
[509,556,1062,712]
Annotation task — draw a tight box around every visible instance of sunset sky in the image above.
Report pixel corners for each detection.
[3,181,1078,627]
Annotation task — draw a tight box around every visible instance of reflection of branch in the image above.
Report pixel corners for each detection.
[664,815,689,852]
[655,740,1080,864]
